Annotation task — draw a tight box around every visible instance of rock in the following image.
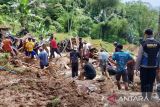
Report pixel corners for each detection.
[96,75,106,82]
[51,97,61,107]
[142,104,149,107]
[75,80,101,94]
[103,103,109,107]
[88,84,98,92]
[64,70,72,78]
[77,84,89,96]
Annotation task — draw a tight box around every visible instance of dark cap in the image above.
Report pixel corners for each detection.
[116,44,123,50]
[144,29,153,36]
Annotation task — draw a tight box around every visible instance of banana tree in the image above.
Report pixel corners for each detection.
[9,0,44,30]
[18,0,31,27]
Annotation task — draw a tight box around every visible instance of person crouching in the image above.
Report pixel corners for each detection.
[79,58,96,80]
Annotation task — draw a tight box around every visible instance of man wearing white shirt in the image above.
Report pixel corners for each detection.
[98,49,110,79]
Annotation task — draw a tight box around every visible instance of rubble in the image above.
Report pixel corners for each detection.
[0,47,158,107]
[0,53,106,107]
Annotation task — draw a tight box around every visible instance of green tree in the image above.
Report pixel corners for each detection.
[125,1,158,37]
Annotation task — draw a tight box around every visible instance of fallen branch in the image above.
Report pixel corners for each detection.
[0,66,16,74]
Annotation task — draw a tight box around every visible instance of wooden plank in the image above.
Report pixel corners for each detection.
[70,38,73,49]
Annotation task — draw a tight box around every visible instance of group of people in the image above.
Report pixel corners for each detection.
[69,37,135,90]
[70,29,160,101]
[1,33,62,69]
[70,38,96,80]
[1,28,160,101]
[104,29,160,100]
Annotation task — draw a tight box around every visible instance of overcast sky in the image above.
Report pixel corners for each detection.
[122,0,160,7]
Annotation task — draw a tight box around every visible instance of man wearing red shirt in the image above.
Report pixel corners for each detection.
[50,36,61,58]
[2,36,15,56]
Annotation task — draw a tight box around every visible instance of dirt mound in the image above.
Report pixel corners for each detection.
[0,68,105,107]
[0,53,159,107]
[0,53,105,107]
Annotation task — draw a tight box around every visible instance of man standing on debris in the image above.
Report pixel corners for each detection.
[50,35,61,59]
[2,36,15,56]
[39,35,49,54]
[98,49,110,79]
[79,58,96,80]
[78,38,83,57]
[25,37,35,58]
[135,29,160,100]
[38,47,49,69]
[113,41,119,52]
[111,44,132,90]
[70,46,80,78]
[32,38,39,55]
[83,42,91,59]
[78,38,83,67]
[127,56,135,84]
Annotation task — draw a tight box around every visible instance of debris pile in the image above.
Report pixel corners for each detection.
[0,53,110,107]
[0,42,158,107]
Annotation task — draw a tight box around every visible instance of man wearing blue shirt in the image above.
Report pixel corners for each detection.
[111,44,132,90]
[38,47,49,69]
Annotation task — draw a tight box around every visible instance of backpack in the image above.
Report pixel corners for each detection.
[141,39,160,67]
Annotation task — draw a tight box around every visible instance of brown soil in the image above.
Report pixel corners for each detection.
[0,54,105,107]
[0,53,159,107]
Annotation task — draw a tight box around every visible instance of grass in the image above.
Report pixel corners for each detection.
[55,33,72,42]
[55,33,115,52]
[0,53,10,66]
[54,33,138,55]
[83,37,115,52]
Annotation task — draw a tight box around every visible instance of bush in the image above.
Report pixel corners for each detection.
[78,25,91,37]
[52,21,64,32]
[106,35,127,44]
[107,17,128,37]
[47,3,65,20]
[44,16,52,29]
[76,16,93,37]
[48,25,56,33]
[91,24,101,39]
[67,31,78,37]
[57,13,68,32]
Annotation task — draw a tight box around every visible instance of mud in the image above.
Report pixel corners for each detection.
[0,53,159,107]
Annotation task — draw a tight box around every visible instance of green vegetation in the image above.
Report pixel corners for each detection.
[0,0,159,44]
[54,34,115,52]
[0,53,10,65]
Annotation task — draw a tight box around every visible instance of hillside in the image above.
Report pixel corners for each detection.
[55,33,138,55]
[0,0,159,107]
